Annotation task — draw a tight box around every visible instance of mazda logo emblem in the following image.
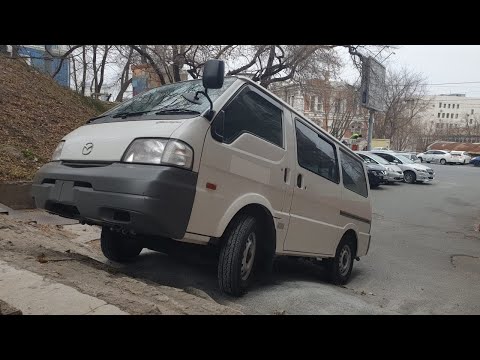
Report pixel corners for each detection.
[82,143,93,155]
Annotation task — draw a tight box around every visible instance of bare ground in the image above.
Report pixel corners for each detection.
[0,215,241,315]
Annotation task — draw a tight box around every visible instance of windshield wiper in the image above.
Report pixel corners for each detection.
[112,110,154,118]
[155,109,201,115]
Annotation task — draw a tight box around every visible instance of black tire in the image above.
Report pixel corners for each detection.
[218,214,258,296]
[100,227,143,262]
[440,158,446,165]
[418,157,423,163]
[404,170,416,184]
[326,236,355,285]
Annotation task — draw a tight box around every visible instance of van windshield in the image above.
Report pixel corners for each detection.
[90,77,237,123]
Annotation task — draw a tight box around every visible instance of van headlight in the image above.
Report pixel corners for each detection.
[51,141,65,161]
[122,138,193,170]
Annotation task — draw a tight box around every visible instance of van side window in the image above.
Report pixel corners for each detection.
[340,150,368,197]
[295,119,339,183]
[222,88,283,147]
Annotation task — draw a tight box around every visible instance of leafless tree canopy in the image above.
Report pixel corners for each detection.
[373,67,429,150]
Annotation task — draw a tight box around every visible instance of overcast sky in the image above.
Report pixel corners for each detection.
[339,45,480,96]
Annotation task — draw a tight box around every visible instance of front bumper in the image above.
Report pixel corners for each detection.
[416,171,435,182]
[31,161,198,239]
[386,171,404,182]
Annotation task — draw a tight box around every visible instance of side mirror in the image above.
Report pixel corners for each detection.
[203,60,225,89]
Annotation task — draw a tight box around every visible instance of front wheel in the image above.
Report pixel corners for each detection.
[404,170,416,184]
[326,236,355,285]
[440,159,447,165]
[218,214,258,296]
[100,227,143,262]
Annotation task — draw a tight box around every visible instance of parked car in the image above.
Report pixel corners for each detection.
[364,163,387,188]
[30,60,373,296]
[470,156,480,167]
[371,151,435,184]
[449,151,471,164]
[356,151,404,183]
[417,150,453,165]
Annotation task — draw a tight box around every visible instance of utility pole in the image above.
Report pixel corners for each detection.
[367,110,375,150]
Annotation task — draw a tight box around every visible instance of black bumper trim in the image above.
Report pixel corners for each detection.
[31,162,198,239]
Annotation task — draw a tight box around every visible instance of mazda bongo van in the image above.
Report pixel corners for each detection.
[31,60,372,296]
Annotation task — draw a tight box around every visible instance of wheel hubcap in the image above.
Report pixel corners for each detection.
[405,173,413,182]
[241,232,256,281]
[338,245,351,277]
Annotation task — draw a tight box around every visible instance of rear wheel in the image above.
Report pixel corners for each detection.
[326,236,355,285]
[100,227,143,262]
[218,214,258,296]
[440,158,447,165]
[404,170,416,184]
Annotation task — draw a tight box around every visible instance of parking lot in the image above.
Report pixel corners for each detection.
[2,163,480,315]
[88,162,478,314]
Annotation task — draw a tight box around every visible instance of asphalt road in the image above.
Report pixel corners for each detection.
[111,163,480,314]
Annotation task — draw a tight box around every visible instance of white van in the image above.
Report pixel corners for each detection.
[31,60,372,296]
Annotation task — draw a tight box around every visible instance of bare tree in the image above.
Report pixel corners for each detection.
[373,67,429,149]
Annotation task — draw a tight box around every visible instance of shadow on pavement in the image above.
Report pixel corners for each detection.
[114,249,361,301]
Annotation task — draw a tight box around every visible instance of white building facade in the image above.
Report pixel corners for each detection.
[420,94,480,133]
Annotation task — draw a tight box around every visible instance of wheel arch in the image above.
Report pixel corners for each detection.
[217,199,277,263]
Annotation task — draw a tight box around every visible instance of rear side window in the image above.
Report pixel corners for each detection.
[222,88,283,147]
[295,120,339,183]
[340,150,368,197]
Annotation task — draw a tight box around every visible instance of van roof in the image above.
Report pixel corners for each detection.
[235,76,355,153]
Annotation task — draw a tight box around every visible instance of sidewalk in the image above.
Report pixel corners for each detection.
[0,260,128,315]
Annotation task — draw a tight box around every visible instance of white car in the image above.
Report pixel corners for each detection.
[449,151,471,164]
[417,150,453,165]
[371,151,435,184]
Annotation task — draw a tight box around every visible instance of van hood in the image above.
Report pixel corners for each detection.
[60,119,186,161]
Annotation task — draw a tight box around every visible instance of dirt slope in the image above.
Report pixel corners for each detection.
[0,55,114,181]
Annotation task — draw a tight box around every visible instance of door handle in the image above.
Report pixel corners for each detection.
[283,167,289,183]
[296,173,303,188]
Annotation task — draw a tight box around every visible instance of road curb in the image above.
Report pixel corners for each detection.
[0,299,23,315]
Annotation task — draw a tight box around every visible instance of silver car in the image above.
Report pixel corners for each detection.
[371,151,435,184]
[356,151,404,183]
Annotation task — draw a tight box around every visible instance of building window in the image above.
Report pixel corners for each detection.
[436,123,440,128]
[437,113,440,118]
[455,114,458,119]
[316,98,323,112]
[439,102,442,107]
[470,119,473,124]
[471,109,474,115]
[443,104,446,108]
[290,96,294,106]
[457,104,459,109]
[448,104,451,108]
[442,113,445,118]
[451,113,454,118]
[310,96,317,112]
[446,113,449,118]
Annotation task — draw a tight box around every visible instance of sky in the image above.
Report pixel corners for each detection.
[339,45,480,96]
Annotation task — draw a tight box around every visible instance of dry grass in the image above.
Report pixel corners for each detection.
[0,56,114,181]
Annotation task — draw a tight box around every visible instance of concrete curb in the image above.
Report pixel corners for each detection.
[0,299,23,315]
[0,182,35,210]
